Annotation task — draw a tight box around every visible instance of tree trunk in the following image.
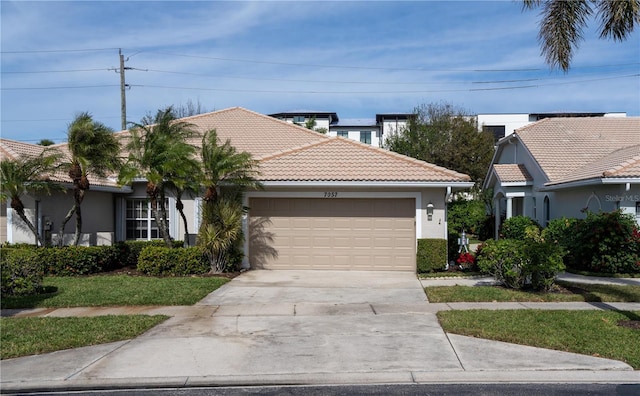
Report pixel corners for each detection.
[72,186,86,246]
[176,196,189,246]
[148,182,172,248]
[58,204,76,246]
[11,197,44,247]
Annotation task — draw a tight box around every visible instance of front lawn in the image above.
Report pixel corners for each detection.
[437,310,640,369]
[425,281,640,303]
[1,275,229,309]
[1,315,168,360]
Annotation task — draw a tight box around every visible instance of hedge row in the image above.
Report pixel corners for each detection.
[137,246,209,276]
[417,239,447,273]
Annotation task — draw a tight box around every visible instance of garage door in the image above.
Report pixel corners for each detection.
[248,198,415,271]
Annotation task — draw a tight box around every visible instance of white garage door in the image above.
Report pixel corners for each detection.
[248,198,415,271]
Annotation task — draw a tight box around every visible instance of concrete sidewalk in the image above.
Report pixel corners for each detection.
[1,270,639,392]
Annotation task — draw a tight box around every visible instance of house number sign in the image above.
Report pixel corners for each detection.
[323,192,338,198]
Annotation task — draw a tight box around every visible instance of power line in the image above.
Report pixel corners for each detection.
[2,68,111,74]
[1,85,119,90]
[1,48,119,54]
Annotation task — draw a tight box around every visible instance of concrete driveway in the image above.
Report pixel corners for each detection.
[2,270,635,390]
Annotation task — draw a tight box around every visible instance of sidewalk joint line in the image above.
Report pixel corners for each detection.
[444,332,466,371]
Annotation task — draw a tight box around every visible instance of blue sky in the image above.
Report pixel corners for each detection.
[2,0,639,143]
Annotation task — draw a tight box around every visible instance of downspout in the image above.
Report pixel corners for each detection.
[444,186,452,239]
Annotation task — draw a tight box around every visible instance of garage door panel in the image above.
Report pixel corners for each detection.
[249,198,416,271]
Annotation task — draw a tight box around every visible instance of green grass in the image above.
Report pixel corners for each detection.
[437,310,640,369]
[0,315,168,360]
[425,281,640,303]
[1,275,229,309]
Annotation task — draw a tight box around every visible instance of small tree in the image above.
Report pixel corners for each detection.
[58,113,121,246]
[119,107,199,247]
[384,102,495,187]
[198,129,262,272]
[0,150,63,246]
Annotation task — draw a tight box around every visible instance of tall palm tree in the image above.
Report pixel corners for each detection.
[1,149,63,246]
[198,129,262,272]
[523,0,639,71]
[200,129,262,205]
[166,157,202,247]
[119,107,199,248]
[58,113,121,246]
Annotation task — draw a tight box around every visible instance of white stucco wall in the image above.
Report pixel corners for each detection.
[329,126,381,147]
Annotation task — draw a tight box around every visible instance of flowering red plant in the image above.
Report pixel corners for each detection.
[456,252,475,265]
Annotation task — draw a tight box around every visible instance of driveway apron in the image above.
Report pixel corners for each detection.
[71,270,465,380]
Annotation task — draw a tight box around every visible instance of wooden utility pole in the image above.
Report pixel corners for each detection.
[119,48,127,130]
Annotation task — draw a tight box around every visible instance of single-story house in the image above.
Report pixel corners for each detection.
[1,107,473,272]
[484,117,640,234]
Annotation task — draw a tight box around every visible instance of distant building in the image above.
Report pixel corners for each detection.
[269,110,412,147]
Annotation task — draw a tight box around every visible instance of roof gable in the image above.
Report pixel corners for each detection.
[258,136,471,182]
[514,117,640,184]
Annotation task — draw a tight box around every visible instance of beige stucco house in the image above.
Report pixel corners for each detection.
[484,117,640,235]
[1,107,473,272]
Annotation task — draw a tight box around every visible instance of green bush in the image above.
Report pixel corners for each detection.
[447,199,489,235]
[137,246,209,276]
[116,240,184,267]
[0,248,45,296]
[417,239,447,273]
[500,216,540,240]
[477,227,564,291]
[43,246,121,276]
[564,211,640,274]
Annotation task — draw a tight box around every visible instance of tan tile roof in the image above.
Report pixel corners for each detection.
[0,139,121,189]
[258,136,471,182]
[0,139,46,161]
[515,117,640,184]
[3,107,471,186]
[492,164,532,183]
[116,107,329,159]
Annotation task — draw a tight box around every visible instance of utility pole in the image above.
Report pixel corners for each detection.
[119,48,127,130]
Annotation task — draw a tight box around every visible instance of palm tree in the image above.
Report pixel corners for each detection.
[166,159,202,247]
[0,149,63,246]
[119,107,199,247]
[523,0,640,71]
[58,113,121,246]
[198,129,262,272]
[200,129,262,205]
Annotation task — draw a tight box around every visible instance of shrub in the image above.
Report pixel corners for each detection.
[137,246,209,276]
[117,240,184,267]
[500,216,540,240]
[565,211,640,274]
[417,239,447,273]
[477,227,565,291]
[0,248,44,296]
[447,199,488,235]
[43,246,121,276]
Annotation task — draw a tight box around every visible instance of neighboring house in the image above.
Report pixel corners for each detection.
[477,112,627,141]
[269,110,411,147]
[1,107,473,272]
[484,117,640,236]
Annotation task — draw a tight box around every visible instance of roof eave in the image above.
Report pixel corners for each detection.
[259,181,475,188]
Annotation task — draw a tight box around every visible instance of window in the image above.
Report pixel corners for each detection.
[360,131,371,144]
[337,131,348,138]
[126,199,169,240]
[293,116,305,123]
[483,125,506,141]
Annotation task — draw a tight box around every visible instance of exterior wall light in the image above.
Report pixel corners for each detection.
[427,202,434,221]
